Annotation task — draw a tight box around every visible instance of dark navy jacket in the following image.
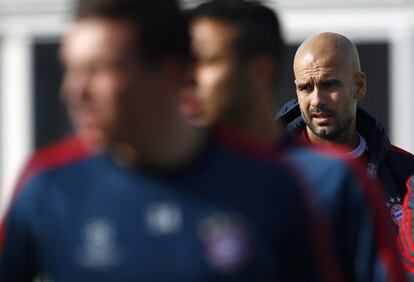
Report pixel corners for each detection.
[277,99,414,229]
[0,136,323,282]
[0,130,406,282]
[0,136,91,250]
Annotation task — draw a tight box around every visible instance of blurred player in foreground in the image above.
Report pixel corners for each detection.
[183,0,406,281]
[0,40,103,260]
[0,34,103,253]
[1,0,337,281]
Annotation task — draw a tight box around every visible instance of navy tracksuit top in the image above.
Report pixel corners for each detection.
[1,136,321,282]
[0,130,406,282]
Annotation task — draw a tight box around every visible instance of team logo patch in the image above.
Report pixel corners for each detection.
[75,217,123,268]
[386,196,403,225]
[391,204,403,225]
[35,273,54,282]
[145,201,183,236]
[198,212,252,273]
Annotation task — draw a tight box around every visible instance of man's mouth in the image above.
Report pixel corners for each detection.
[179,92,204,117]
[311,113,333,124]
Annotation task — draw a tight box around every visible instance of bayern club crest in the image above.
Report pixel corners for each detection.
[386,196,403,225]
[391,204,403,225]
[198,212,252,273]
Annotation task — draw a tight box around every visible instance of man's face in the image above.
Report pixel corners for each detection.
[294,53,361,142]
[61,18,169,148]
[60,20,106,146]
[182,18,243,126]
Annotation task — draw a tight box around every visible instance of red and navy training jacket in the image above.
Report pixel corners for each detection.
[0,136,92,251]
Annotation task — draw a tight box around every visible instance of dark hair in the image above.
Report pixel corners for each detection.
[187,0,285,64]
[74,0,190,65]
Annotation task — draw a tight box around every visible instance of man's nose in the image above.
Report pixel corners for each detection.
[61,70,92,105]
[309,87,326,108]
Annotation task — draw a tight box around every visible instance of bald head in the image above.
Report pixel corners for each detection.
[294,32,361,75]
[293,32,367,148]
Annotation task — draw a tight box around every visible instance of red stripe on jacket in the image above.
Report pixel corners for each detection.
[0,136,92,251]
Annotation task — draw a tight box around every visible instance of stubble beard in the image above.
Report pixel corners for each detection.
[301,109,353,142]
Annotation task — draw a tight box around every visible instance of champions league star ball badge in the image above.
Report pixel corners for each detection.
[75,217,123,268]
[145,201,183,236]
[198,212,252,273]
[386,196,403,226]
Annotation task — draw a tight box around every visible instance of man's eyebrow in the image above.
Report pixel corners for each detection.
[296,81,311,89]
[320,78,341,85]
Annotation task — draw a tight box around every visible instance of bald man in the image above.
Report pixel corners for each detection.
[277,32,414,231]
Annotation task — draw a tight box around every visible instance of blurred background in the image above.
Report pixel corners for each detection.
[0,0,413,219]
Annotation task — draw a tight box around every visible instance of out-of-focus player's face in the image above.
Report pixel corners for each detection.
[61,18,175,150]
[294,52,362,142]
[60,21,104,148]
[182,18,243,126]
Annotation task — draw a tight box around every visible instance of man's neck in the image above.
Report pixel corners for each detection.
[231,103,281,147]
[109,117,207,173]
[226,87,283,146]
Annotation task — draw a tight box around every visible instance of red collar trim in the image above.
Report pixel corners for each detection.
[213,123,281,161]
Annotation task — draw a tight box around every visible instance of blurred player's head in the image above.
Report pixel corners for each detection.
[294,32,367,146]
[61,0,197,168]
[60,70,102,150]
[183,0,284,134]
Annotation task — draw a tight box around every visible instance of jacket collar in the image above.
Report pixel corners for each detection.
[275,98,390,166]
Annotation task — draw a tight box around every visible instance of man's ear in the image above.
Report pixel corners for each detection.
[354,72,367,101]
[245,55,278,92]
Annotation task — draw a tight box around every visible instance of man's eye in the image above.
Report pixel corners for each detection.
[298,85,312,92]
[323,81,340,90]
[197,55,219,65]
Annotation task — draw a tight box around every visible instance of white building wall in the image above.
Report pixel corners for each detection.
[0,35,33,218]
[0,2,68,221]
[390,24,414,153]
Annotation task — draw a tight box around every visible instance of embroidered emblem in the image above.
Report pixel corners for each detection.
[391,204,403,225]
[198,212,252,273]
[75,218,122,268]
[145,201,183,236]
[386,197,403,225]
